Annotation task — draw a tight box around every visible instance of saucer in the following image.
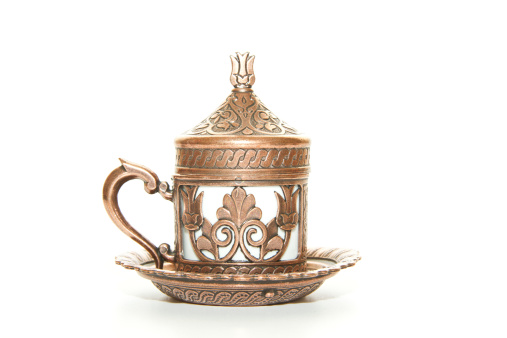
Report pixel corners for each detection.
[115,247,361,306]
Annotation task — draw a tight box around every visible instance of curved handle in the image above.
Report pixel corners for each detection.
[103,158,174,269]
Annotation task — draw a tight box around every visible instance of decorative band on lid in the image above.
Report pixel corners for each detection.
[176,148,310,169]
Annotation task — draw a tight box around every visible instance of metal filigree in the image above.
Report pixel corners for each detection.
[180,186,300,263]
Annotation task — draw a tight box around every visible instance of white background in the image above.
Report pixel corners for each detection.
[1,1,506,337]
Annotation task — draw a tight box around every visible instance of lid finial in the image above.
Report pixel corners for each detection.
[230,52,255,88]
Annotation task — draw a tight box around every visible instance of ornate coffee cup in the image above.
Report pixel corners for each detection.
[103,53,310,274]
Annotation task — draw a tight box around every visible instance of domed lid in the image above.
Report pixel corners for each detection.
[175,52,310,149]
[174,53,310,181]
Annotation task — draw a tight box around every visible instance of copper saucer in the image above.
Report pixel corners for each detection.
[115,247,361,306]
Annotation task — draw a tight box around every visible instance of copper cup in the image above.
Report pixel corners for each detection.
[103,53,310,274]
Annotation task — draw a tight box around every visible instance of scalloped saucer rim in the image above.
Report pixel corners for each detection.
[115,247,360,306]
[115,247,361,281]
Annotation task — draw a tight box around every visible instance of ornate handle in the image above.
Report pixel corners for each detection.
[103,159,174,269]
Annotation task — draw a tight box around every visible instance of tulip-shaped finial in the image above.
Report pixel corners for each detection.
[230,52,255,88]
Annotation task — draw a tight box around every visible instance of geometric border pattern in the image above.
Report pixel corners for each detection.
[176,148,310,169]
[153,282,321,306]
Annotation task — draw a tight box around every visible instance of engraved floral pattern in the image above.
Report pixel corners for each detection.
[209,109,240,131]
[185,52,299,136]
[186,92,298,136]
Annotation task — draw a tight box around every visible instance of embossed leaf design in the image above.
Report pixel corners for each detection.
[259,112,269,120]
[216,187,262,228]
[264,219,283,253]
[196,236,214,253]
[266,218,278,239]
[201,218,213,239]
[274,191,285,213]
[197,219,217,257]
[193,192,204,213]
[265,236,283,253]
[216,122,230,130]
[265,122,276,131]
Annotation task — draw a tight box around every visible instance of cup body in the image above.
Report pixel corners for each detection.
[104,54,313,275]
[103,140,310,274]
[172,177,308,274]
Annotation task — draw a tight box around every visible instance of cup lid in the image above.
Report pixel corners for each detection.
[174,53,310,180]
[175,52,310,149]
